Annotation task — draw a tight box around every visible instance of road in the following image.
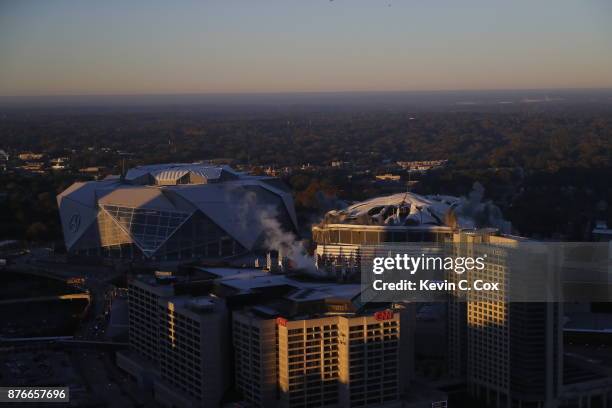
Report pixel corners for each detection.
[70,349,135,407]
[8,253,156,407]
[0,293,91,305]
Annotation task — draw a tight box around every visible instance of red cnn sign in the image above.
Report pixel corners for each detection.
[374,310,393,321]
[276,317,288,327]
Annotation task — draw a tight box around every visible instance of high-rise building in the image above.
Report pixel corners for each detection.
[233,309,278,407]
[118,267,423,408]
[231,277,416,408]
[155,295,228,407]
[126,272,176,363]
[234,307,413,408]
[448,231,563,408]
[118,272,230,407]
[118,272,177,392]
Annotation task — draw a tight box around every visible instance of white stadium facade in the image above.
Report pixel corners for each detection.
[57,163,297,261]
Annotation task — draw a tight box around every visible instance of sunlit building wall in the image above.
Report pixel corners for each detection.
[448,231,563,408]
[233,307,413,408]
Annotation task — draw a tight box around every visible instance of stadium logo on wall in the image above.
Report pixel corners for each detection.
[69,213,81,233]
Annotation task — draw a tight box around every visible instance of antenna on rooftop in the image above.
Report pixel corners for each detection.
[120,158,126,182]
[168,136,176,154]
[405,170,412,193]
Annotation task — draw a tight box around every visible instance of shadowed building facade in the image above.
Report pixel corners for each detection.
[448,231,563,408]
[119,268,420,408]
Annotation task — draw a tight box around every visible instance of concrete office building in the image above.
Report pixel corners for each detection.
[118,266,423,408]
[447,231,564,408]
[234,309,412,408]
[118,272,230,408]
[231,279,415,408]
[448,230,612,408]
[57,163,297,261]
[233,310,278,407]
[126,272,176,364]
[118,271,179,394]
[155,295,228,407]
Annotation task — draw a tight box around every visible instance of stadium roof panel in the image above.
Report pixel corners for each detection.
[124,163,240,185]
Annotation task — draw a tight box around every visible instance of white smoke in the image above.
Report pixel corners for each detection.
[455,182,511,233]
[232,189,320,275]
[257,206,320,275]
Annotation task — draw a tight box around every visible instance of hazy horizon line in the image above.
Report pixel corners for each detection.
[2,86,612,99]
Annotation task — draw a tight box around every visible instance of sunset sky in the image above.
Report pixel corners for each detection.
[1,0,611,96]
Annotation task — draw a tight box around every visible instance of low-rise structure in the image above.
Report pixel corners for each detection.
[375,174,401,182]
[18,162,46,174]
[396,160,447,172]
[18,152,45,161]
[50,157,70,170]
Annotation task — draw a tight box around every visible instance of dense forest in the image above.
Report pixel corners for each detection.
[2,109,611,169]
[1,106,611,243]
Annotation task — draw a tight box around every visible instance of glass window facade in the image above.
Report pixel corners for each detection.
[100,204,191,255]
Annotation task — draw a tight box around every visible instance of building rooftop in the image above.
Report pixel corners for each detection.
[136,267,363,305]
[124,163,241,185]
[204,267,362,301]
[318,189,511,233]
[321,192,460,227]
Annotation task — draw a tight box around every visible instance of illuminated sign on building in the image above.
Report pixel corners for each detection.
[374,310,394,321]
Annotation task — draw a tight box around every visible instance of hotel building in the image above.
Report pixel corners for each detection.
[119,266,421,408]
[119,272,230,407]
[234,305,413,408]
[448,230,564,408]
[155,295,228,407]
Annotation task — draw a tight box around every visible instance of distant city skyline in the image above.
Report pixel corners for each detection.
[1,0,612,97]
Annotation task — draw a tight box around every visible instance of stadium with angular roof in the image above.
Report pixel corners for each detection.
[57,163,298,261]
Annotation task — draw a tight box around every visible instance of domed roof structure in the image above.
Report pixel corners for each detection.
[322,192,462,227]
[319,188,510,232]
[57,163,297,261]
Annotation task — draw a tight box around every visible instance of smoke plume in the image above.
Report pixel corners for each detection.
[233,189,319,274]
[257,206,319,274]
[455,182,511,233]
